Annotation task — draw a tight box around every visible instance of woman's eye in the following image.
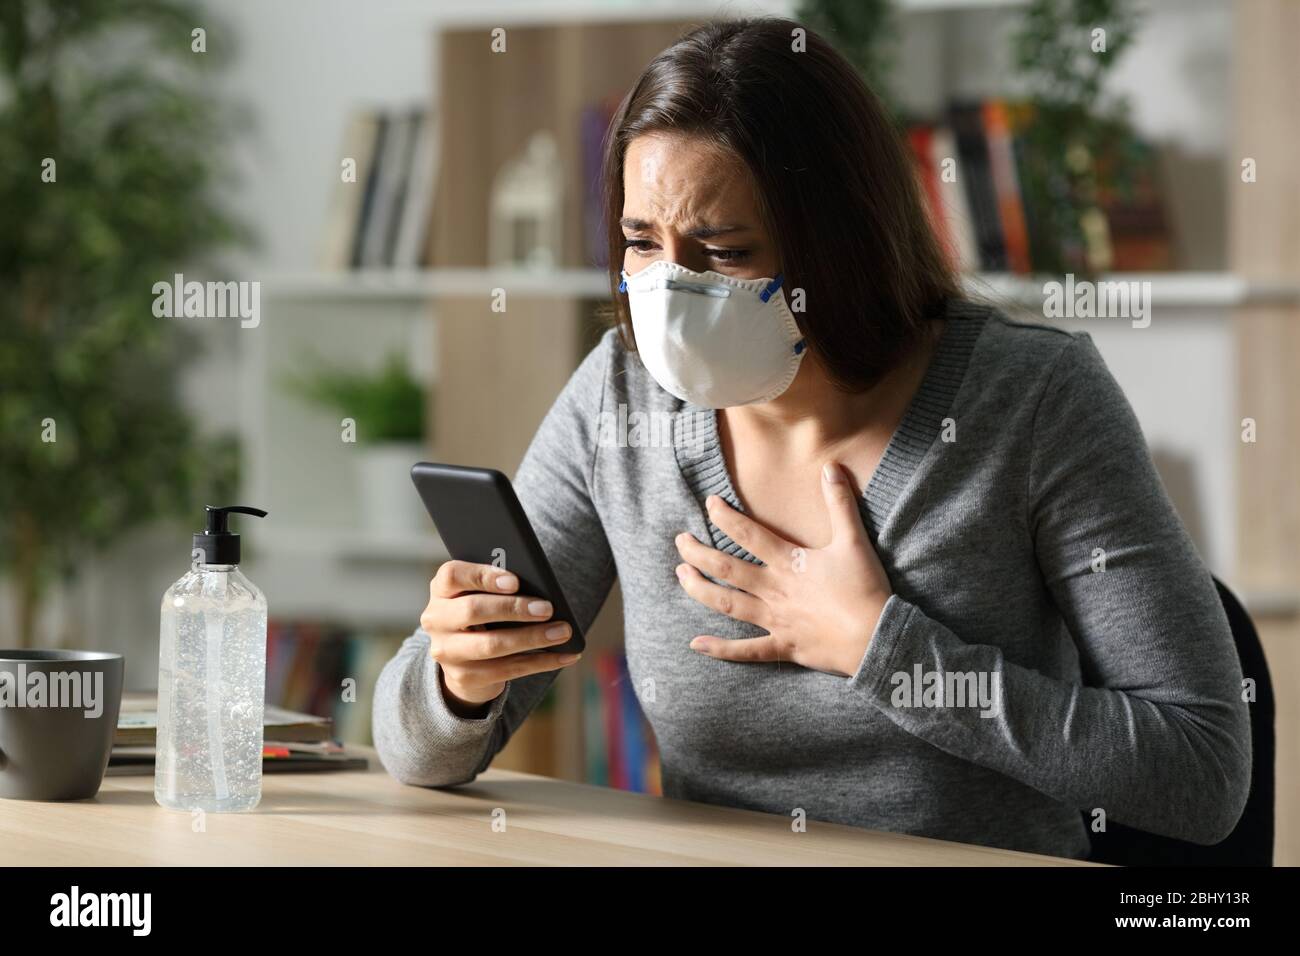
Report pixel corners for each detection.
[622,238,656,255]
[706,248,750,262]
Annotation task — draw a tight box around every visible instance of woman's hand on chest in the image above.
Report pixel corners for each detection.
[674,461,892,677]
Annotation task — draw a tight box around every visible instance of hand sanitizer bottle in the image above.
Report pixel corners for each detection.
[156,505,268,812]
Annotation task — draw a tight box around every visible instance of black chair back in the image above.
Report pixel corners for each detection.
[1084,577,1274,866]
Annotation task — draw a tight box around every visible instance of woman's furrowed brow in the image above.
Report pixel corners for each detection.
[619,216,751,239]
[684,223,749,239]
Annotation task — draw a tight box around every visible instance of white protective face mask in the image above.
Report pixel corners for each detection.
[619,260,807,408]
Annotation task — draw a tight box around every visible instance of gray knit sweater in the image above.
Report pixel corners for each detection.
[372,300,1252,859]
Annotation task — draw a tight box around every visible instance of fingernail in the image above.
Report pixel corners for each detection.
[546,623,570,641]
[558,653,582,664]
[823,462,842,483]
[496,574,518,590]
[528,600,552,617]
[675,564,688,580]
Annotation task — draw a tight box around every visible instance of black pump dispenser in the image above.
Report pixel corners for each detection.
[193,505,267,565]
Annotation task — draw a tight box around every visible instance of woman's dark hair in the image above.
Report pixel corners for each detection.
[603,17,959,393]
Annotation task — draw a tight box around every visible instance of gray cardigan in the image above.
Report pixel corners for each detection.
[371,300,1251,859]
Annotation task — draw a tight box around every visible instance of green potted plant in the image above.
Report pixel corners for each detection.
[0,0,246,648]
[285,353,432,538]
[1012,0,1142,276]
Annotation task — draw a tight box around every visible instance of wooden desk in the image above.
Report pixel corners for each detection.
[0,747,1096,866]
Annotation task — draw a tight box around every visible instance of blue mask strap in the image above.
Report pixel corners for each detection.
[759,274,784,303]
[762,274,802,353]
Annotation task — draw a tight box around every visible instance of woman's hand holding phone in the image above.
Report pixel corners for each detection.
[421,559,582,716]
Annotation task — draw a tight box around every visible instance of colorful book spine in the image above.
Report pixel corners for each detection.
[948,102,1006,272]
[981,99,1032,275]
[351,113,389,268]
[600,653,626,790]
[618,655,644,793]
[930,125,980,273]
[581,650,660,794]
[580,94,622,268]
[584,668,608,786]
[906,124,953,267]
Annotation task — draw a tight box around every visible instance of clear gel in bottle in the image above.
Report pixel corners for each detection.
[156,505,268,813]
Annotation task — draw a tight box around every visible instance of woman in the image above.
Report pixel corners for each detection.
[372,17,1250,860]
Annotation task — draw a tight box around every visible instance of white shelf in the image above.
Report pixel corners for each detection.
[263,269,611,301]
[265,268,1300,310]
[965,273,1300,309]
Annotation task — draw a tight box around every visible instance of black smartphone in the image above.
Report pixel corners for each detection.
[410,462,585,655]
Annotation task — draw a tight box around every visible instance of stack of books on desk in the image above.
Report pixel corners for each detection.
[108,691,369,776]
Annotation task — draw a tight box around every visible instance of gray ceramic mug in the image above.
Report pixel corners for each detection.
[0,650,124,800]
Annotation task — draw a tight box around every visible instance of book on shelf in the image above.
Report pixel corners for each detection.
[1094,135,1174,272]
[907,123,980,274]
[910,99,1172,276]
[318,110,381,270]
[581,94,623,268]
[266,619,406,746]
[583,650,660,795]
[352,112,389,268]
[318,106,438,272]
[1005,100,1051,273]
[981,99,1032,275]
[359,110,414,268]
[394,108,440,269]
[947,101,1008,273]
[931,125,979,272]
